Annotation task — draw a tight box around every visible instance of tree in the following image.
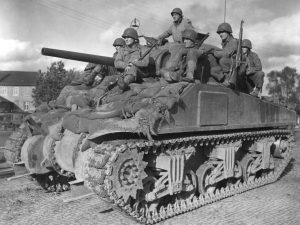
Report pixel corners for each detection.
[32,61,78,106]
[265,66,300,107]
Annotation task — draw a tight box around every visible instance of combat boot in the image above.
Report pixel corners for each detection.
[182,71,195,83]
[222,79,233,88]
[117,74,135,91]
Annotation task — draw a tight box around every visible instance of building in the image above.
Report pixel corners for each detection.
[0,71,38,112]
[0,95,28,130]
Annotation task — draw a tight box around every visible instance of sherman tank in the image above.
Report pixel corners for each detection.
[5,34,296,224]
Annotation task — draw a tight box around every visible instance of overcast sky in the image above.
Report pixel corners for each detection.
[0,0,300,75]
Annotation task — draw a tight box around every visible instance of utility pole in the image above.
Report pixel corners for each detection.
[224,0,227,22]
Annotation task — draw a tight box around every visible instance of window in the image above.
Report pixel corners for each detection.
[13,87,19,96]
[0,86,8,96]
[24,102,30,111]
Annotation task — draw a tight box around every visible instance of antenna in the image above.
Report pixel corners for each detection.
[130,18,140,30]
[224,0,227,22]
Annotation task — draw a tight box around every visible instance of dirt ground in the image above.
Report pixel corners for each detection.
[0,132,300,225]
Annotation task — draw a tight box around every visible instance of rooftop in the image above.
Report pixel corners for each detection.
[0,71,38,86]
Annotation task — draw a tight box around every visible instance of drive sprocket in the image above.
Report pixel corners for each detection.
[108,147,148,202]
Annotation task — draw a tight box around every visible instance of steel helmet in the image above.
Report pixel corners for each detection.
[171,8,183,17]
[182,29,197,43]
[242,39,252,49]
[217,22,233,34]
[122,28,139,40]
[113,38,125,47]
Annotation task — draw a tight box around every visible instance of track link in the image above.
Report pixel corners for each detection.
[3,127,28,166]
[85,129,294,224]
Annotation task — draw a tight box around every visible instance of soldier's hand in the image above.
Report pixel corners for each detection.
[129,59,138,66]
[94,75,104,85]
[157,38,163,46]
[246,69,255,76]
[125,64,132,72]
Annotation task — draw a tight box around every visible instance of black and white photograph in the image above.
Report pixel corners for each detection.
[0,0,300,224]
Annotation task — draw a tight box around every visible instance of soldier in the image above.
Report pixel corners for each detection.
[161,29,211,83]
[182,29,214,82]
[213,22,238,86]
[53,38,126,109]
[90,37,126,83]
[157,8,194,44]
[114,27,150,90]
[112,37,126,58]
[240,39,264,97]
[71,38,125,87]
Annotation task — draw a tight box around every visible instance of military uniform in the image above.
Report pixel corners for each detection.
[54,38,126,109]
[240,39,264,96]
[161,29,211,83]
[158,18,194,43]
[214,35,238,73]
[158,8,194,43]
[240,51,264,90]
[184,46,210,81]
[114,43,150,79]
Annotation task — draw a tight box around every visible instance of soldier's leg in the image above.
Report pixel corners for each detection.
[210,66,225,82]
[89,75,120,102]
[219,56,237,88]
[237,64,252,93]
[206,54,225,83]
[183,49,198,82]
[117,66,137,90]
[249,71,265,97]
[55,85,80,106]
[248,71,264,89]
[219,57,233,73]
[160,68,182,83]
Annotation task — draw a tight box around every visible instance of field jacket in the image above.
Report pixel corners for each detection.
[214,35,238,58]
[158,18,194,43]
[245,51,262,75]
[114,43,149,70]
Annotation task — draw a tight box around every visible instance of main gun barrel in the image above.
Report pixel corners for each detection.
[41,48,115,67]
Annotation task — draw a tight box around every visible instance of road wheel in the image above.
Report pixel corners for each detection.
[196,163,217,195]
[241,155,256,182]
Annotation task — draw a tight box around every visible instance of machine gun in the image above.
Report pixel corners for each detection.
[228,20,244,87]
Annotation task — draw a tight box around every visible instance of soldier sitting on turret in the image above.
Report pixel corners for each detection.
[157,8,194,44]
[114,27,150,90]
[161,29,212,83]
[239,39,264,97]
[213,22,238,87]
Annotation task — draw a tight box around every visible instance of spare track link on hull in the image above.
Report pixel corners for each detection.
[85,129,294,224]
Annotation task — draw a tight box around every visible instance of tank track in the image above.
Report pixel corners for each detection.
[4,128,73,193]
[3,127,28,166]
[85,129,294,224]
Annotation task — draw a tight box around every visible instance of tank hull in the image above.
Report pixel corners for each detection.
[83,82,296,224]
[160,83,296,134]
